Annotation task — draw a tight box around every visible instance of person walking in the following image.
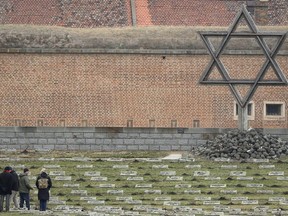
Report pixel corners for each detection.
[19,168,33,210]
[10,169,19,209]
[36,169,52,211]
[0,166,13,212]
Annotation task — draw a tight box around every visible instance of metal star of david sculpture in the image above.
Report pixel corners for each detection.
[198,5,287,108]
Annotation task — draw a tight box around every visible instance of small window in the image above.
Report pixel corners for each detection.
[127,120,133,127]
[37,119,44,127]
[193,120,200,128]
[15,119,22,126]
[264,102,285,120]
[149,119,155,127]
[171,120,177,128]
[234,101,255,120]
[81,120,88,127]
[59,119,65,127]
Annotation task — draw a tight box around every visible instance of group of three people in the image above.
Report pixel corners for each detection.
[0,166,52,212]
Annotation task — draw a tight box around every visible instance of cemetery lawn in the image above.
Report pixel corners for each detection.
[1,150,288,215]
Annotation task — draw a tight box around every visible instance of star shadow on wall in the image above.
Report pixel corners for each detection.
[198,5,287,108]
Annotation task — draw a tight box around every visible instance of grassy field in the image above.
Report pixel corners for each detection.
[1,150,288,215]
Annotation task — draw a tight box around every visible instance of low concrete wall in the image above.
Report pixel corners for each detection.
[0,127,287,151]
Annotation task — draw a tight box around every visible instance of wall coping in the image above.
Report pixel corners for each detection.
[0,48,287,55]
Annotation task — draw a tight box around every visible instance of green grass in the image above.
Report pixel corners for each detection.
[1,150,288,215]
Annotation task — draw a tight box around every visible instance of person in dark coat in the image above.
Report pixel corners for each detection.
[10,169,19,209]
[0,166,13,212]
[36,171,52,211]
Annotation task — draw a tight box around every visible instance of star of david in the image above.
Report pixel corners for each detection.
[198,5,287,108]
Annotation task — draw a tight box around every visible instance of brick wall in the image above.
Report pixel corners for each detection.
[0,51,287,128]
[0,0,288,27]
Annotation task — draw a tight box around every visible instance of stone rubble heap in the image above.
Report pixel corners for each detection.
[194,129,288,160]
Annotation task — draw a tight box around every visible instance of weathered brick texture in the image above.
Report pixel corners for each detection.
[0,0,287,27]
[0,52,287,128]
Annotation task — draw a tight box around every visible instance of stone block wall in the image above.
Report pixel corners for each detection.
[0,127,286,151]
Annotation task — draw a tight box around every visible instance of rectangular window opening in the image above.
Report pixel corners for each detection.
[171,120,177,128]
[127,120,133,128]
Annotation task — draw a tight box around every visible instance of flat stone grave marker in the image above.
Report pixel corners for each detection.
[163,201,181,206]
[214,206,230,211]
[127,177,144,181]
[253,206,269,212]
[120,171,137,176]
[84,171,101,176]
[71,190,87,195]
[144,189,161,194]
[194,171,210,176]
[152,165,169,169]
[0,158,10,161]
[248,159,269,163]
[205,177,221,180]
[98,184,115,188]
[87,200,105,205]
[268,171,284,176]
[107,190,124,195]
[116,197,133,201]
[80,197,97,201]
[221,165,237,169]
[175,184,191,188]
[93,206,123,213]
[195,196,211,201]
[230,171,246,176]
[231,197,248,201]
[280,201,288,205]
[259,165,275,169]
[49,196,66,205]
[257,190,274,194]
[113,165,129,169]
[214,158,230,162]
[44,164,61,168]
[55,176,72,181]
[76,164,93,168]
[185,164,201,169]
[145,158,162,162]
[210,184,226,188]
[160,171,176,176]
[91,176,107,181]
[146,207,165,214]
[122,211,140,215]
[203,201,221,205]
[54,205,69,211]
[49,171,65,176]
[166,176,183,181]
[268,197,286,202]
[237,176,254,180]
[106,158,124,162]
[220,190,237,194]
[63,183,79,188]
[184,189,201,194]
[133,205,153,211]
[28,176,37,180]
[172,206,192,212]
[277,177,288,180]
[39,157,55,161]
[135,184,152,188]
[246,183,264,187]
[125,200,142,205]
[242,200,259,204]
[71,157,90,161]
[154,197,171,201]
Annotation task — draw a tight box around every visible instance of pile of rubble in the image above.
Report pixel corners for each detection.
[194,129,288,160]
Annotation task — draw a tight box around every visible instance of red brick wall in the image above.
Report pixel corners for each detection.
[0,53,287,128]
[0,0,287,27]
